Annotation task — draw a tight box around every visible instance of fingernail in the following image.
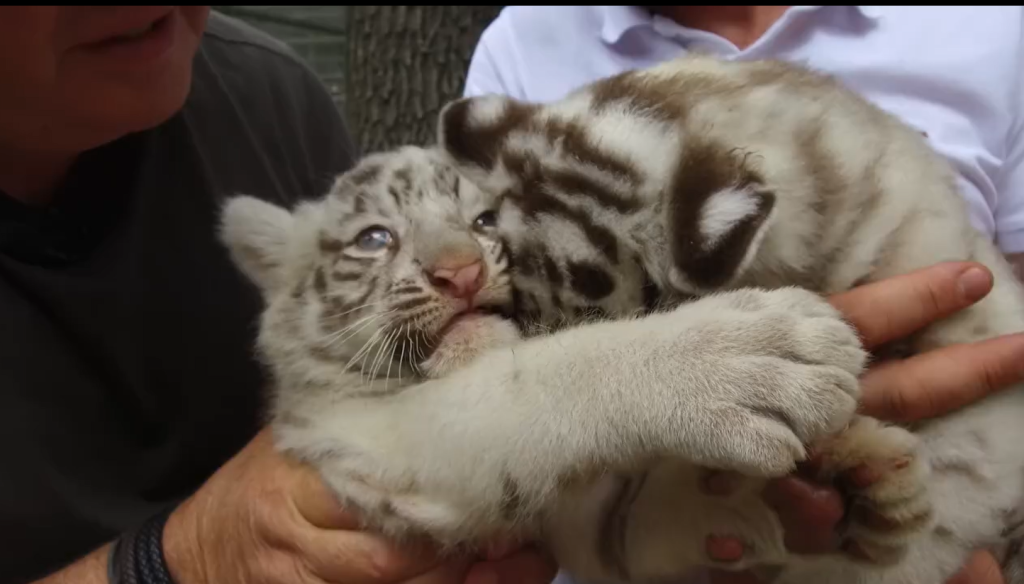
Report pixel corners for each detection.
[959,267,991,302]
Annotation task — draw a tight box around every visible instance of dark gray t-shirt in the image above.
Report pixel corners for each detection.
[0,13,357,583]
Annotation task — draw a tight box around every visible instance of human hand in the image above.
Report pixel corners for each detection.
[834,262,1024,422]
[706,261,1024,584]
[162,428,448,584]
[162,429,557,584]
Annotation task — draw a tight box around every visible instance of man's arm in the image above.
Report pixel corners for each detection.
[31,545,110,584]
[27,430,486,584]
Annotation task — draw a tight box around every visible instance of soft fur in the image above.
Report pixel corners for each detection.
[435,55,1024,584]
[220,53,1024,584]
[220,143,863,576]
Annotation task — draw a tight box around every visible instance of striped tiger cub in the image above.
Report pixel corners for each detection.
[219,149,863,581]
[219,53,1024,584]
[434,54,1024,584]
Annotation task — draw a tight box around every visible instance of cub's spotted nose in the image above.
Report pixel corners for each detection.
[427,258,486,299]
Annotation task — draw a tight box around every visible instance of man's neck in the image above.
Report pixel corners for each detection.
[653,6,792,50]
[0,146,75,207]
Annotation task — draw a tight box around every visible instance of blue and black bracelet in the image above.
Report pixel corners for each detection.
[107,507,177,584]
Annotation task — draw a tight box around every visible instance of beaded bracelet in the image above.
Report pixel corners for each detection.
[107,506,177,584]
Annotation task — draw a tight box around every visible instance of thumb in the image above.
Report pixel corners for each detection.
[288,459,363,530]
[248,426,362,531]
[246,428,362,530]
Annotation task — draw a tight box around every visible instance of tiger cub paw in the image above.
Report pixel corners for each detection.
[812,415,934,566]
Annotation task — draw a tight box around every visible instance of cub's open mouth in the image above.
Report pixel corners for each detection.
[436,312,488,340]
[413,306,521,379]
[436,303,512,338]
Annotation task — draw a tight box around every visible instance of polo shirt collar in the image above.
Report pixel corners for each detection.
[599,6,652,44]
[598,6,883,45]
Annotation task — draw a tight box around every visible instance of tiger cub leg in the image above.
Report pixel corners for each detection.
[544,415,933,584]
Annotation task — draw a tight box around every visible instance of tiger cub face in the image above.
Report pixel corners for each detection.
[434,92,665,334]
[220,145,514,384]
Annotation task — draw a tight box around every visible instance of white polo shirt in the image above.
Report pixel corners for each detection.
[463,6,1024,255]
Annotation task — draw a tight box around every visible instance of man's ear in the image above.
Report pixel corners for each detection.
[666,147,776,294]
[436,93,534,170]
[219,195,295,295]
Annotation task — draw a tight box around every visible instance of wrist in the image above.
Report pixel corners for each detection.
[107,506,179,584]
[162,498,207,584]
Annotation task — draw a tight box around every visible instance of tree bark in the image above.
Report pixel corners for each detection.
[344,6,503,154]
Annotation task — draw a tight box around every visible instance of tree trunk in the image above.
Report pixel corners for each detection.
[344,6,503,154]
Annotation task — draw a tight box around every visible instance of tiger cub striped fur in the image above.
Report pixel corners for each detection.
[219,140,865,578]
[433,54,1024,584]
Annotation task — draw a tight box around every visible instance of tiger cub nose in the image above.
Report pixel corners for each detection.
[427,259,485,299]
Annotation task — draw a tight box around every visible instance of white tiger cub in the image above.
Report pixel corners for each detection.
[219,143,868,581]
[433,54,1024,584]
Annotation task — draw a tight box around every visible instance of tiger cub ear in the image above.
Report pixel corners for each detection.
[666,147,777,295]
[436,94,535,170]
[219,195,296,295]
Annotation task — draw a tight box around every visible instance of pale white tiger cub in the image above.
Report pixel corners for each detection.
[427,53,1024,584]
[219,148,870,580]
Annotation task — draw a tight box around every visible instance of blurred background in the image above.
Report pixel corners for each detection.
[213,6,503,155]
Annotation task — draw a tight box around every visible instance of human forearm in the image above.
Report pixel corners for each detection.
[31,544,110,584]
[30,508,189,584]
